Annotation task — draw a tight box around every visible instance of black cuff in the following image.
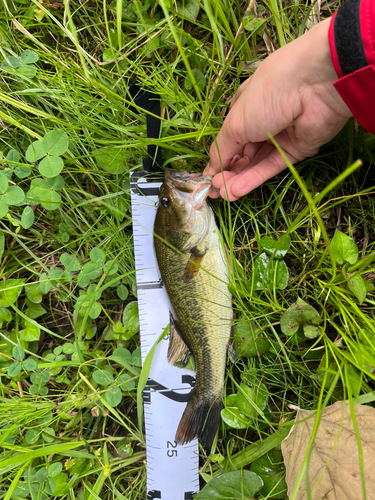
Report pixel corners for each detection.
[334,0,368,76]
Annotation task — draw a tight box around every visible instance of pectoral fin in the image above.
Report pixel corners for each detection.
[183,245,207,283]
[167,313,191,368]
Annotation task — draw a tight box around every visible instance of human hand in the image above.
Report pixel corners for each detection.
[204,18,353,201]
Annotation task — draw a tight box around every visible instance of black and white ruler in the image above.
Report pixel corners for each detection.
[130,171,199,500]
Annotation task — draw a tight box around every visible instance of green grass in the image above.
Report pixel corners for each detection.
[1,0,375,498]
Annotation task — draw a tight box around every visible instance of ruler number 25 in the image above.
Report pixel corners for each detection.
[167,440,177,457]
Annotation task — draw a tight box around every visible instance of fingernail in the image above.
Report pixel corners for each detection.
[203,162,213,176]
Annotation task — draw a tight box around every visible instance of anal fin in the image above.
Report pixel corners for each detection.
[167,313,191,368]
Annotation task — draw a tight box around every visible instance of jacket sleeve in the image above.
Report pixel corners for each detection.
[328,0,375,135]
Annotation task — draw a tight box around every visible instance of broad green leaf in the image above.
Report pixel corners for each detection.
[25,302,47,320]
[42,427,55,443]
[19,320,40,342]
[39,273,52,294]
[103,48,115,62]
[43,175,64,190]
[25,282,43,303]
[233,320,270,357]
[111,347,132,367]
[175,0,200,20]
[0,172,8,194]
[42,130,69,156]
[15,165,31,178]
[50,472,69,496]
[1,56,21,69]
[21,49,39,64]
[79,261,102,281]
[38,155,64,178]
[13,483,30,498]
[253,252,289,290]
[117,438,133,458]
[348,274,367,304]
[21,206,34,229]
[104,259,118,275]
[221,407,251,429]
[4,185,25,205]
[26,140,46,162]
[331,230,358,265]
[7,362,22,377]
[250,453,288,499]
[196,470,263,499]
[92,147,129,174]
[304,324,321,339]
[48,462,62,478]
[38,411,52,425]
[271,259,289,289]
[131,347,142,367]
[40,189,61,211]
[0,279,24,307]
[74,316,97,340]
[260,234,291,258]
[60,252,81,272]
[36,467,48,483]
[25,429,39,444]
[31,370,50,385]
[0,307,12,325]
[45,477,56,495]
[18,63,37,78]
[104,321,125,340]
[89,301,101,319]
[62,343,75,354]
[93,369,114,386]
[105,386,123,407]
[12,344,25,362]
[6,149,20,164]
[236,383,269,419]
[280,297,321,338]
[184,68,206,92]
[122,301,139,339]
[0,198,8,217]
[117,284,128,300]
[23,358,37,371]
[117,373,136,391]
[90,246,105,265]
[48,267,64,285]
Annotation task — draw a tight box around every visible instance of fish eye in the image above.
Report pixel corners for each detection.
[161,197,171,208]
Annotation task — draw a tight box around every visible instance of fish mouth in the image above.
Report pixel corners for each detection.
[164,171,212,209]
[165,170,212,188]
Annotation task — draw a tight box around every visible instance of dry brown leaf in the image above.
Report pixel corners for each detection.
[281,401,375,500]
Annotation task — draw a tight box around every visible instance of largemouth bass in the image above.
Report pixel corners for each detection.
[153,171,233,449]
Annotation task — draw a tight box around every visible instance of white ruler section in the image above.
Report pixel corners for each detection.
[130,172,199,500]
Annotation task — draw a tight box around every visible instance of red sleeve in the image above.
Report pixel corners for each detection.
[329,0,375,135]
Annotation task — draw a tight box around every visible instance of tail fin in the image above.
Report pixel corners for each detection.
[175,390,223,449]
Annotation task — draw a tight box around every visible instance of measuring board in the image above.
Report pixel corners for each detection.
[130,171,200,500]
